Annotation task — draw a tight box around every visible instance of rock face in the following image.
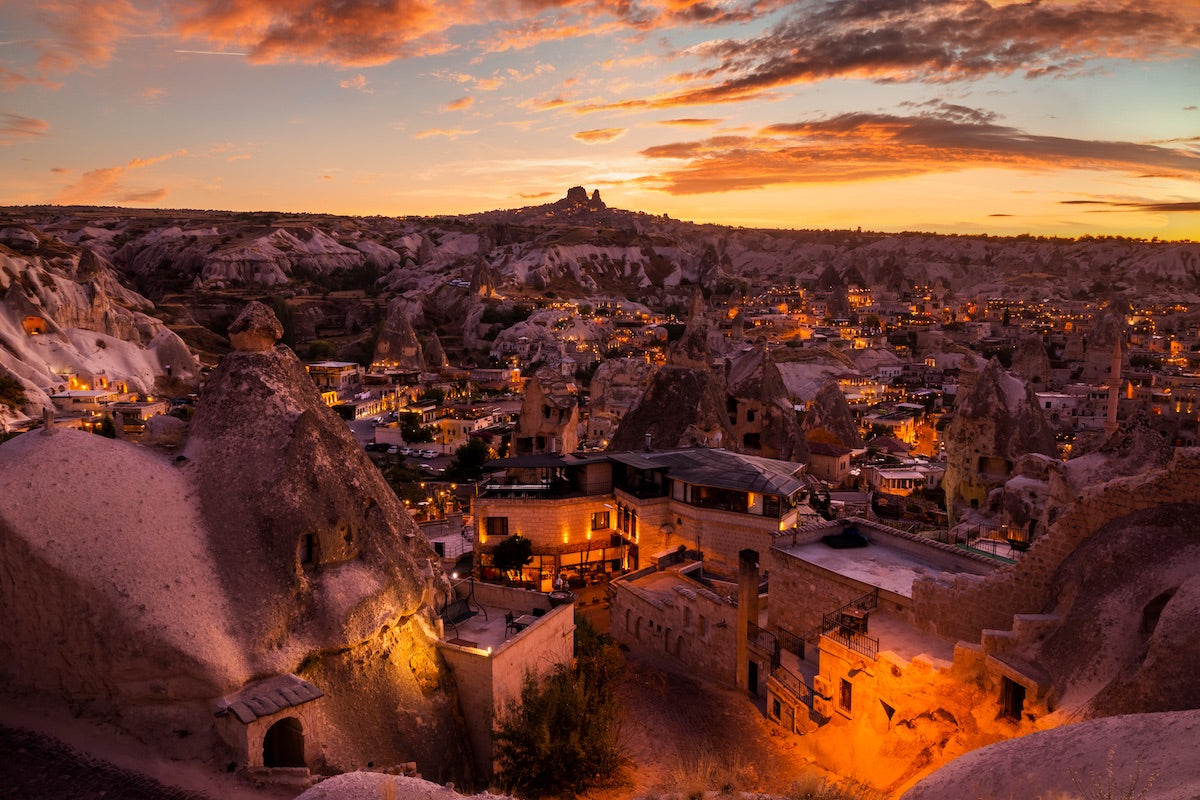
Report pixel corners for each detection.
[723,346,808,461]
[0,304,470,778]
[800,380,864,448]
[0,236,200,429]
[586,357,658,446]
[1037,502,1200,716]
[1080,301,1128,385]
[941,360,1056,521]
[904,709,1200,800]
[372,297,425,369]
[609,366,733,451]
[1009,333,1051,389]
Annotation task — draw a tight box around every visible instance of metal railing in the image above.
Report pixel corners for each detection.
[769,664,813,709]
[820,627,879,661]
[817,588,880,661]
[747,622,781,670]
[776,626,805,659]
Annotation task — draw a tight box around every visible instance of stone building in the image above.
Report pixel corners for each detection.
[513,368,579,455]
[472,447,815,588]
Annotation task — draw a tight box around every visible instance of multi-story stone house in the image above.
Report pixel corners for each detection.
[472,447,815,589]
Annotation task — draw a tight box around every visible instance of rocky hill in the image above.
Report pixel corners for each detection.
[3,191,1198,428]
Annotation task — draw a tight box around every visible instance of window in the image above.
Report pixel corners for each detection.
[839,678,853,714]
[772,698,781,719]
[591,511,611,531]
[486,517,509,537]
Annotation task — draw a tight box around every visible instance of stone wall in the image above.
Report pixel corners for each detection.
[610,567,738,685]
[913,448,1200,643]
[438,602,574,777]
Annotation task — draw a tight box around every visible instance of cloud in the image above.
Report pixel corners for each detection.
[658,117,724,127]
[33,0,146,75]
[121,188,168,203]
[338,73,373,93]
[1061,199,1200,213]
[50,166,70,173]
[0,113,50,145]
[587,0,1200,111]
[635,105,1200,194]
[54,149,185,204]
[413,126,479,139]
[142,87,167,101]
[573,127,627,143]
[170,0,791,67]
[442,96,475,112]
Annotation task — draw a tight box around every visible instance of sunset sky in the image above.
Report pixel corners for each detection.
[2,0,1198,238]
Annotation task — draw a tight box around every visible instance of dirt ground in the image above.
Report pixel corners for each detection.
[575,593,821,800]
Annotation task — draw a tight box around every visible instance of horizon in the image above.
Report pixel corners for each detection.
[2,1,1198,239]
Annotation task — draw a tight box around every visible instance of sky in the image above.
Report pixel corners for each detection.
[2,0,1199,238]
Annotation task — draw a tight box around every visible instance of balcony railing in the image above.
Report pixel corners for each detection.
[820,627,879,661]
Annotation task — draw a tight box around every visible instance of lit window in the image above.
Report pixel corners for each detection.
[591,511,611,531]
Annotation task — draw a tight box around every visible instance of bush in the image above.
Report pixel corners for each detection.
[492,618,627,798]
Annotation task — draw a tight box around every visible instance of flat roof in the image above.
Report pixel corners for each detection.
[778,528,988,599]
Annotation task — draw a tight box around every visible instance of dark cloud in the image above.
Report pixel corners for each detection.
[1061,199,1200,213]
[589,0,1200,110]
[635,106,1200,194]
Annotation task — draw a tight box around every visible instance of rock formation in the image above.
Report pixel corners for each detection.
[941,359,1056,522]
[608,365,733,451]
[372,297,425,369]
[724,346,809,461]
[424,333,449,368]
[801,380,864,448]
[0,302,470,779]
[586,357,658,447]
[1080,301,1128,385]
[1009,333,1051,389]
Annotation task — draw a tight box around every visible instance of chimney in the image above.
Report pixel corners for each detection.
[644,433,653,451]
[735,548,760,692]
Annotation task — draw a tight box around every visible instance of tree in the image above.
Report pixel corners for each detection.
[492,618,627,798]
[492,534,533,582]
[399,412,435,443]
[444,438,493,481]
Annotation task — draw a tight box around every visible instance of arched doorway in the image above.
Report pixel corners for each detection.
[263,717,305,768]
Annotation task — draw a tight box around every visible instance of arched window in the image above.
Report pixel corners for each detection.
[263,717,305,768]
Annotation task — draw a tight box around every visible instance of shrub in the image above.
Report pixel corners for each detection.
[492,618,627,798]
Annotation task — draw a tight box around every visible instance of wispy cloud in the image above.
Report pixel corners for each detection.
[413,127,479,139]
[0,113,50,145]
[573,127,627,144]
[442,96,475,112]
[658,117,724,127]
[338,73,373,92]
[54,149,185,204]
[142,87,167,101]
[635,104,1200,194]
[33,0,147,74]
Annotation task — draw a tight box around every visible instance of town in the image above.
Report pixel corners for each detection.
[1,199,1199,799]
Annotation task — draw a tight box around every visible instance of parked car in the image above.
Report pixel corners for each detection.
[386,445,399,454]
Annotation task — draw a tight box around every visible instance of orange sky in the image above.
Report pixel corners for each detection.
[2,0,1198,238]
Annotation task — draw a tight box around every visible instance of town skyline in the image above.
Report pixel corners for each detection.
[2,0,1199,239]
